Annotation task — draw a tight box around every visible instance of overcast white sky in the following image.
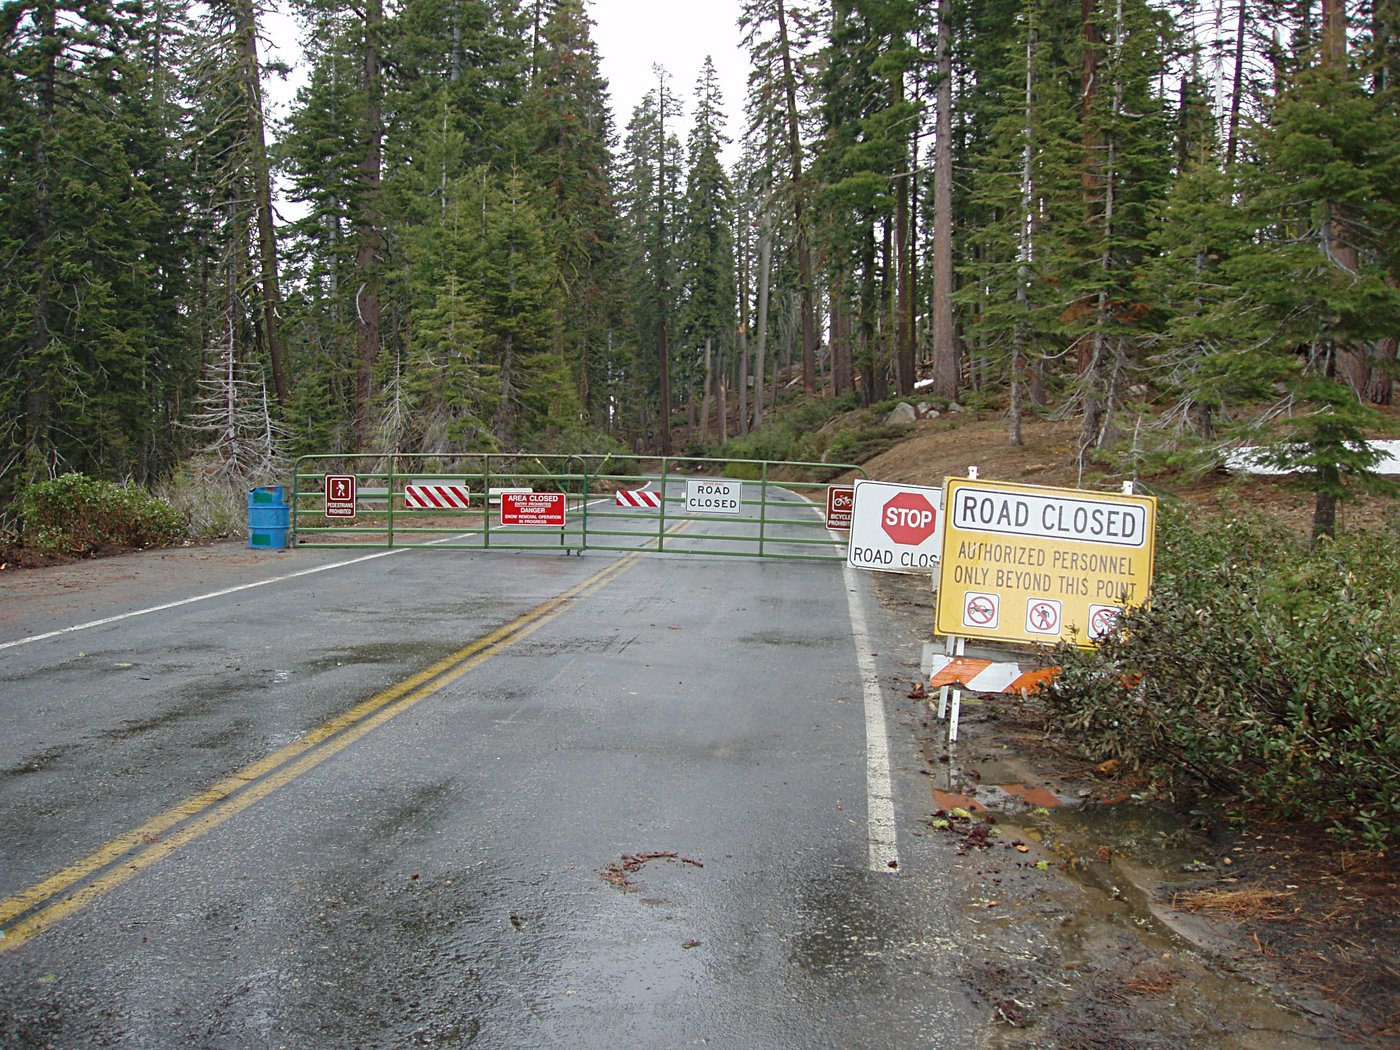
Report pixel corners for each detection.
[587,0,749,163]
[264,0,750,168]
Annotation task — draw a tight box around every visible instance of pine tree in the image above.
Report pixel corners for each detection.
[0,0,192,497]
[618,75,684,455]
[680,58,738,443]
[521,0,620,432]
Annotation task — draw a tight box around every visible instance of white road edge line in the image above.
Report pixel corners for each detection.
[793,486,901,874]
[843,561,901,874]
[0,537,472,653]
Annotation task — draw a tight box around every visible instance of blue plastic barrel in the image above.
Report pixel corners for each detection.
[248,487,290,549]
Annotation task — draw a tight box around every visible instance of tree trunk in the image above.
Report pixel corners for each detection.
[353,0,384,450]
[860,226,878,405]
[1321,0,1369,396]
[24,0,58,479]
[932,0,957,399]
[776,0,818,394]
[657,75,673,456]
[700,337,713,442]
[235,0,287,407]
[831,279,851,395]
[1225,0,1248,166]
[753,216,772,429]
[737,210,751,433]
[1012,18,1036,449]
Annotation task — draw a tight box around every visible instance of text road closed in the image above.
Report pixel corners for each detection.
[846,479,944,575]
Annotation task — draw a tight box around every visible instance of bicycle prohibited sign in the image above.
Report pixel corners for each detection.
[1088,604,1123,640]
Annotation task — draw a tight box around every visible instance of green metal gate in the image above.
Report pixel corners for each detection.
[289,452,865,563]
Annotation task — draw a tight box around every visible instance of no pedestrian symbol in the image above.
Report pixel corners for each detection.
[1026,599,1062,636]
[963,592,999,629]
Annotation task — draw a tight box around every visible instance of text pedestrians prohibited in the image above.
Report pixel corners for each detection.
[500,491,566,527]
[825,486,854,530]
[846,479,945,575]
[935,477,1157,647]
[685,478,743,515]
[325,474,357,519]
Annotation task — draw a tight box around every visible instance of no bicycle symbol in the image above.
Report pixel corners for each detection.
[1089,605,1122,640]
[1025,599,1062,636]
[963,592,999,629]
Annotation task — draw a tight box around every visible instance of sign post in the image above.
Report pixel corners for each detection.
[845,479,944,574]
[934,477,1157,648]
[324,474,357,519]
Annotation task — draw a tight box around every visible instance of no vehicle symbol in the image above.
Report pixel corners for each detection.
[963,592,999,629]
[1026,599,1062,636]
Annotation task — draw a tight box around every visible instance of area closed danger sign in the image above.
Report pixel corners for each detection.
[845,479,945,575]
[500,491,566,527]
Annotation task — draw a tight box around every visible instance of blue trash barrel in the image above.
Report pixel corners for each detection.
[248,486,290,550]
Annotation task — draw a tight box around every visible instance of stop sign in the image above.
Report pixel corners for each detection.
[881,491,938,545]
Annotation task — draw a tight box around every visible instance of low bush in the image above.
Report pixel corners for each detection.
[19,474,188,555]
[1043,506,1400,849]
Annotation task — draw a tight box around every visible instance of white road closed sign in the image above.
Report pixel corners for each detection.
[685,478,743,515]
[846,479,945,574]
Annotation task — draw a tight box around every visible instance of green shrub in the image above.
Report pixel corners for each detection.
[1043,507,1400,848]
[19,474,188,555]
[825,424,911,466]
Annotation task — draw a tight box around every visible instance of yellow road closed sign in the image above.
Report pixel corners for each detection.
[934,477,1157,647]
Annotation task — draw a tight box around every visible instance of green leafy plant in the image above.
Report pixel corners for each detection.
[18,474,188,555]
[1043,506,1400,848]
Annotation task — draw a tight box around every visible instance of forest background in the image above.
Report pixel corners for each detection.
[1,0,1398,538]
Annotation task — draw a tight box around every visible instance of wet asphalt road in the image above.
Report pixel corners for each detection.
[0,527,987,1047]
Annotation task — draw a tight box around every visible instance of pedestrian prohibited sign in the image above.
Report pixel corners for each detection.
[1025,599,1062,636]
[325,474,356,518]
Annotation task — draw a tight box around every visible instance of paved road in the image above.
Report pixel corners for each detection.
[0,529,986,1047]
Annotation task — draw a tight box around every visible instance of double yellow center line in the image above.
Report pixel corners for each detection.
[0,549,649,955]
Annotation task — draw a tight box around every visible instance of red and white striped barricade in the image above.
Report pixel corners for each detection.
[403,483,471,510]
[615,489,663,510]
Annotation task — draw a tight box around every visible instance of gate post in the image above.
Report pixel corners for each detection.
[483,454,493,549]
[758,460,769,557]
[658,458,669,551]
[387,456,396,548]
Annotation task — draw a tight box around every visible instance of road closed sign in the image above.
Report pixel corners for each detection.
[846,479,945,574]
[685,478,743,515]
[934,477,1157,647]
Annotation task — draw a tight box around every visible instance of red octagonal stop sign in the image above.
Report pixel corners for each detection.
[881,491,938,545]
